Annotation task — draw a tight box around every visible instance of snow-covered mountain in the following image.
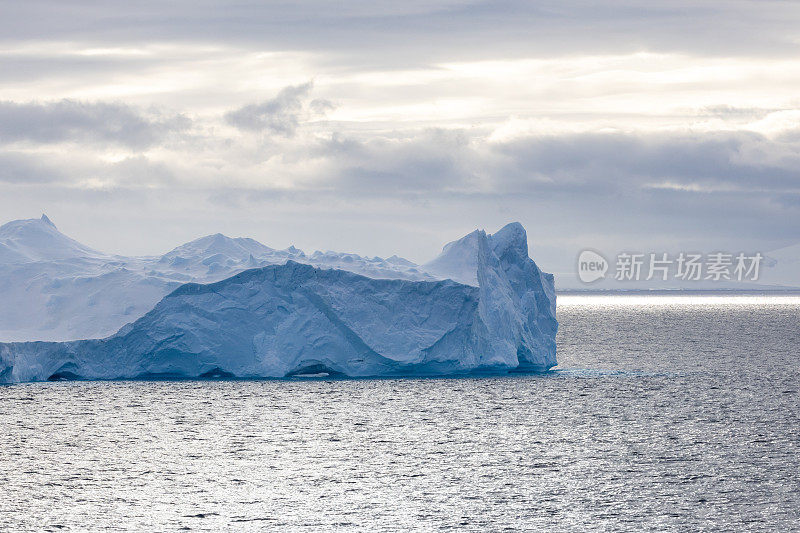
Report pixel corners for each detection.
[0,216,172,341]
[0,215,434,342]
[0,222,557,383]
[157,233,276,278]
[0,214,103,263]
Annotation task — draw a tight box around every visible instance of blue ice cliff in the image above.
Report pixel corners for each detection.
[0,223,557,383]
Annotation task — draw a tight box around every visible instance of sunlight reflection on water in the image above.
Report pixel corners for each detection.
[1,296,798,531]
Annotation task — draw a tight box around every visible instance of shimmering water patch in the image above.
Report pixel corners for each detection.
[1,296,798,531]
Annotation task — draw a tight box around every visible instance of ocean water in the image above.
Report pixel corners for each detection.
[1,295,798,531]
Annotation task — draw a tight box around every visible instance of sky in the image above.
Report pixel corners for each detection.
[2,1,800,276]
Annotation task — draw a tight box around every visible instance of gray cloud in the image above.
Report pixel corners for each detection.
[277,127,800,253]
[1,1,799,62]
[6,120,800,211]
[0,149,174,188]
[0,100,190,149]
[699,105,782,121]
[0,54,166,84]
[0,151,63,184]
[319,129,478,194]
[308,129,800,200]
[4,127,800,263]
[2,95,799,264]
[224,82,331,136]
[1,2,798,270]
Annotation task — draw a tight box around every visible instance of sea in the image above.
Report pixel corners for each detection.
[1,295,798,531]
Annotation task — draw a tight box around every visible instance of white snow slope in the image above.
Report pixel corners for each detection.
[0,222,557,382]
[0,215,433,342]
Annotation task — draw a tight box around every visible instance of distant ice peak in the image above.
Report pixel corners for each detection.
[40,214,57,229]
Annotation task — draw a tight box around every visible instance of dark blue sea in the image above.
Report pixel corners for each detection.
[1,295,798,531]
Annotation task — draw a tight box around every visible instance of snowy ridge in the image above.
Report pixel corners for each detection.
[0,215,430,342]
[0,222,557,383]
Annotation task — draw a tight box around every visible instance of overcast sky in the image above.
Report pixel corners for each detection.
[2,1,800,274]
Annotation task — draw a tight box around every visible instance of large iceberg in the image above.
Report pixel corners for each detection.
[0,222,557,383]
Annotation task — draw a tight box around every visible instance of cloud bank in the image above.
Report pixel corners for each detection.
[1,1,799,269]
[0,100,189,149]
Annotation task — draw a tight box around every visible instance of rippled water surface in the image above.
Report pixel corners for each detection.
[1,295,799,531]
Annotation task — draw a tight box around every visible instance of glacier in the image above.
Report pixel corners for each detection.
[0,220,557,383]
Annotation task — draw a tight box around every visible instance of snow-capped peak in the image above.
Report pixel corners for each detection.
[160,233,274,263]
[0,215,102,263]
[40,213,57,229]
[423,223,530,286]
[283,245,304,255]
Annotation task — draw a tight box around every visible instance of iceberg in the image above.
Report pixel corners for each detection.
[0,222,557,383]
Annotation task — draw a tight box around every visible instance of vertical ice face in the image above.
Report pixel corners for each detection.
[480,223,557,370]
[420,222,557,370]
